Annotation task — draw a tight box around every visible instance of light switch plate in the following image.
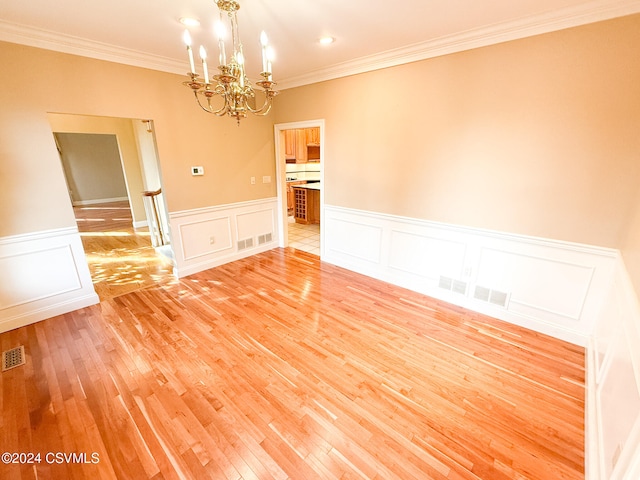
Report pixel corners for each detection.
[191,166,204,176]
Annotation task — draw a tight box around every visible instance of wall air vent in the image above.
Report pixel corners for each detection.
[474,285,509,308]
[258,232,273,245]
[473,286,491,302]
[237,238,254,251]
[438,276,467,295]
[489,289,509,307]
[452,280,468,295]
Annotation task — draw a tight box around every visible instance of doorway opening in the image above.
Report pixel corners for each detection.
[274,120,324,257]
[49,114,175,300]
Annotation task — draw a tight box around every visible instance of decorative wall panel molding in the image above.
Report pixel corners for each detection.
[169,198,279,278]
[477,247,595,324]
[587,255,640,480]
[323,205,617,345]
[324,216,382,263]
[388,229,467,281]
[0,227,99,333]
[179,216,233,261]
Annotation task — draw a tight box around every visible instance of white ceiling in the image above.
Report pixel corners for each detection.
[1,0,639,89]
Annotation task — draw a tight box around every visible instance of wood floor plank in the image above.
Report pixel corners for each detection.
[73,201,176,301]
[0,248,584,479]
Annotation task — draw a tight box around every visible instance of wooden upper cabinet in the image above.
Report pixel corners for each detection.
[284,129,296,161]
[295,129,307,163]
[306,127,321,162]
[306,127,320,146]
[284,128,321,163]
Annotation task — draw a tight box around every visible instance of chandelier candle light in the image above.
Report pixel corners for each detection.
[182,0,278,124]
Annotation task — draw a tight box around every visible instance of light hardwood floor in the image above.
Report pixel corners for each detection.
[74,201,176,300]
[0,248,584,479]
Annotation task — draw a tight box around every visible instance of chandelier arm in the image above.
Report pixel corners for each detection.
[245,93,274,115]
[193,89,230,116]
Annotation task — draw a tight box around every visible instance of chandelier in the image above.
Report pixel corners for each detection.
[182,0,278,124]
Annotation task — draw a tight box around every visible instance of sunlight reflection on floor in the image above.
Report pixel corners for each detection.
[74,201,176,299]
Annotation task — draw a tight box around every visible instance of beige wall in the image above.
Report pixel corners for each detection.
[55,132,128,203]
[0,41,276,238]
[274,15,640,251]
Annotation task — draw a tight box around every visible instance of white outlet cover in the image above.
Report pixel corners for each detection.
[192,166,204,176]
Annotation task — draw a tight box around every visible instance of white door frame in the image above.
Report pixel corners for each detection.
[274,119,325,257]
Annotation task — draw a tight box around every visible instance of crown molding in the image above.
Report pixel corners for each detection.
[278,0,640,90]
[0,20,186,75]
[1,0,639,89]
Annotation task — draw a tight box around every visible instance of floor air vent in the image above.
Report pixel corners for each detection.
[2,346,26,371]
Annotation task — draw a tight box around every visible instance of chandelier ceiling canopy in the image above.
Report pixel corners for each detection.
[182,0,278,124]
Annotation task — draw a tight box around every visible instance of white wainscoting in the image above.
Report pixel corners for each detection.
[586,255,640,480]
[169,198,279,278]
[0,227,99,333]
[323,205,617,346]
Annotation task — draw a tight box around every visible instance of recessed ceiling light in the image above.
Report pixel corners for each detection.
[180,17,201,27]
[319,36,335,45]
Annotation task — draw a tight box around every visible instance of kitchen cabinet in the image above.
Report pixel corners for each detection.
[295,129,308,163]
[306,127,320,146]
[293,186,320,224]
[284,128,321,163]
[287,181,306,215]
[284,129,297,161]
[306,127,320,162]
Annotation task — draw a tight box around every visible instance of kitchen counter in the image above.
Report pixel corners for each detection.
[292,182,321,191]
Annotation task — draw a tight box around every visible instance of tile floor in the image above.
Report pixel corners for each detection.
[288,217,320,256]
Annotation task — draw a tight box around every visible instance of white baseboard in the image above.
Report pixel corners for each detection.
[173,242,277,278]
[133,219,148,229]
[169,197,280,278]
[0,227,99,333]
[72,196,128,206]
[0,293,99,333]
[322,205,617,346]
